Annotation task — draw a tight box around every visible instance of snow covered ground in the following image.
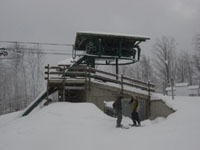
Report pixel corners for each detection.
[0,94,200,150]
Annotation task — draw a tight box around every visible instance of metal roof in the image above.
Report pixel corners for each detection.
[76,31,150,41]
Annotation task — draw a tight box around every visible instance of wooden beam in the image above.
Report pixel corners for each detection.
[64,86,85,90]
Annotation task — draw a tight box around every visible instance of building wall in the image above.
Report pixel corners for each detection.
[56,82,174,120]
[86,82,121,110]
[189,89,199,96]
[150,100,175,120]
[85,82,150,120]
[176,86,188,96]
[166,83,200,96]
[188,86,200,96]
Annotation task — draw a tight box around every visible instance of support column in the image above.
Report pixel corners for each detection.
[116,58,118,80]
[147,80,151,118]
[47,64,50,100]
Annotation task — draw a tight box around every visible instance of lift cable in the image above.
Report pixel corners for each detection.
[0,40,73,47]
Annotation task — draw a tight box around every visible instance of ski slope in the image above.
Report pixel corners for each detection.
[0,95,200,150]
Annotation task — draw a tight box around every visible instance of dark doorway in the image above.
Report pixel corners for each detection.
[58,89,86,103]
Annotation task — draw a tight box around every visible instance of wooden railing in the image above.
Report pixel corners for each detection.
[44,65,155,93]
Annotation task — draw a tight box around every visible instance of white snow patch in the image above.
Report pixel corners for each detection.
[0,96,200,150]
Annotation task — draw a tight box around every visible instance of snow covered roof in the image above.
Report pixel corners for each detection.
[188,85,200,90]
[77,31,150,40]
[175,83,188,87]
[166,83,199,90]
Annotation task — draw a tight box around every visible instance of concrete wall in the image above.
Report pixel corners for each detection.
[150,100,175,120]
[85,81,150,120]
[57,82,174,121]
[86,82,119,110]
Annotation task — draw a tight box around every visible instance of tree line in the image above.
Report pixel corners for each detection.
[0,43,45,115]
[120,34,200,93]
[0,34,200,115]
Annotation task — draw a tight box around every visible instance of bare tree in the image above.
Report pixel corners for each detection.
[119,55,155,83]
[193,34,200,82]
[24,45,45,103]
[176,51,194,85]
[138,55,154,82]
[152,36,177,91]
[0,43,45,115]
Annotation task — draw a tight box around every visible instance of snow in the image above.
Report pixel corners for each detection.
[104,101,113,108]
[166,87,176,90]
[77,31,150,40]
[188,85,199,90]
[175,83,188,87]
[0,95,200,150]
[57,57,77,65]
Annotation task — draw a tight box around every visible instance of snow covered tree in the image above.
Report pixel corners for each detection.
[175,51,194,85]
[25,44,45,101]
[0,43,45,115]
[119,55,155,83]
[193,34,200,83]
[152,36,177,91]
[138,55,154,82]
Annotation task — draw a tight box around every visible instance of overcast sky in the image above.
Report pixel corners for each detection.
[0,0,199,63]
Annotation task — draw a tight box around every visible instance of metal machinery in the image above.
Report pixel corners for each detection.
[73,32,150,74]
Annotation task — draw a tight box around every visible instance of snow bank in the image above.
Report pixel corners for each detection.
[0,96,200,150]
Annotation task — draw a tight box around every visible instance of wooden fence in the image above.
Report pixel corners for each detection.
[44,65,155,93]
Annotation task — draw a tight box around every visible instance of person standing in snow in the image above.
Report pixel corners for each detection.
[114,95,123,127]
[129,96,141,126]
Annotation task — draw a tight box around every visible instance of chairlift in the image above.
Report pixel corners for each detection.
[0,48,8,56]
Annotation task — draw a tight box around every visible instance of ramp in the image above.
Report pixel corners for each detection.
[21,87,57,116]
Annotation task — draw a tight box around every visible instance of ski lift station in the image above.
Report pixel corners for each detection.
[21,32,174,120]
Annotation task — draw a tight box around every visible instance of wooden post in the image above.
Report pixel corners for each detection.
[119,39,122,58]
[47,64,50,100]
[171,78,174,100]
[120,74,123,94]
[147,80,151,118]
[63,65,66,101]
[85,67,88,90]
[88,66,91,90]
[163,82,166,95]
[98,38,102,57]
[116,58,118,80]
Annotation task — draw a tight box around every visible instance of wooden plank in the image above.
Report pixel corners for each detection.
[92,74,154,92]
[90,68,155,88]
[44,71,61,75]
[49,77,85,80]
[90,68,118,78]
[46,71,87,76]
[123,75,155,88]
[57,64,71,67]
[122,82,148,91]
[49,79,86,84]
[45,65,88,70]
[123,76,147,86]
[63,72,87,76]
[69,66,87,70]
[91,74,120,84]
[64,86,85,90]
[45,66,63,69]
[44,64,155,92]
